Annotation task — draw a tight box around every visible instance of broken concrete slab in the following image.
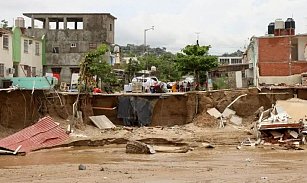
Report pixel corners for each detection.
[207,108,222,119]
[222,108,236,118]
[153,146,191,153]
[276,98,307,123]
[89,115,116,129]
[289,130,299,139]
[230,115,242,126]
[126,141,156,154]
[270,131,283,139]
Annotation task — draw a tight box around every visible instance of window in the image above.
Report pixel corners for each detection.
[219,58,230,65]
[0,63,4,77]
[3,35,8,49]
[35,42,40,56]
[231,59,243,65]
[110,23,113,31]
[52,47,59,53]
[32,67,36,77]
[71,43,77,48]
[24,40,29,53]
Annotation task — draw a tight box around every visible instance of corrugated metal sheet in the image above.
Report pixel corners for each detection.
[0,116,69,153]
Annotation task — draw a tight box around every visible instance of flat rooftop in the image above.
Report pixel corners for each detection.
[23,13,117,20]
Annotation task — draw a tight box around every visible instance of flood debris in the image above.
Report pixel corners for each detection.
[89,115,116,129]
[256,99,307,149]
[0,116,69,154]
[126,141,156,154]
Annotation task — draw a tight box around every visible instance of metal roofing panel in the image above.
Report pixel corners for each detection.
[0,116,69,153]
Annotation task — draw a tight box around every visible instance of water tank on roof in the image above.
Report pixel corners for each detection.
[268,22,275,34]
[275,19,285,29]
[285,18,295,29]
[15,17,25,28]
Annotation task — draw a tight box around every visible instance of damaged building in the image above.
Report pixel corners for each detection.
[245,18,307,86]
[23,13,116,83]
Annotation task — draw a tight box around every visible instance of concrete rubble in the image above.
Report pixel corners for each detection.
[256,98,307,149]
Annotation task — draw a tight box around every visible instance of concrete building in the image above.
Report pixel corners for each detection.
[245,18,307,86]
[0,26,43,78]
[210,56,250,89]
[23,13,116,83]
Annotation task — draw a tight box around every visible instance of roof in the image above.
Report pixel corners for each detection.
[0,116,69,153]
[0,28,11,34]
[256,33,307,39]
[23,13,117,20]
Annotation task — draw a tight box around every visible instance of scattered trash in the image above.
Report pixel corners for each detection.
[89,115,116,129]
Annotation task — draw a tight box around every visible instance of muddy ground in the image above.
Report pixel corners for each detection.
[0,88,303,182]
[1,145,307,183]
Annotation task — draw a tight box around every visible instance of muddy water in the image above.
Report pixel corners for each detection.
[1,145,307,182]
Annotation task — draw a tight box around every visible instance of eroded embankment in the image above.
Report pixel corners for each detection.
[0,87,297,135]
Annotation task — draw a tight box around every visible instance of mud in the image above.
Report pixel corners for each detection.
[0,146,307,182]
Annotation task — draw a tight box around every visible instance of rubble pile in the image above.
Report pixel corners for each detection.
[256,99,307,149]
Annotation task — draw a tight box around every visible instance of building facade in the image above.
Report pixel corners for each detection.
[23,13,116,83]
[210,56,250,89]
[0,27,43,78]
[245,18,307,86]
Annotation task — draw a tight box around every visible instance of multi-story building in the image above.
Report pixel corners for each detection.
[0,25,43,79]
[23,13,116,83]
[245,18,307,86]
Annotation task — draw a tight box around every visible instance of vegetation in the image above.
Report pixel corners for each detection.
[79,44,117,91]
[174,44,218,90]
[138,53,181,82]
[1,19,8,28]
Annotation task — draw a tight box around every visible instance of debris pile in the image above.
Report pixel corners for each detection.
[256,99,307,149]
[0,116,69,154]
[206,94,247,128]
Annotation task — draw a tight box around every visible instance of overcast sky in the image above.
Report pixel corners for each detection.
[1,0,307,55]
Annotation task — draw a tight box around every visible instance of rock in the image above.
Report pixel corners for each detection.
[126,141,156,154]
[202,142,215,149]
[79,164,86,170]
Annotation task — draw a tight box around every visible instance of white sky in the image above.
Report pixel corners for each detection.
[0,0,307,55]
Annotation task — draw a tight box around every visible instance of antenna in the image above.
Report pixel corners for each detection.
[195,32,200,45]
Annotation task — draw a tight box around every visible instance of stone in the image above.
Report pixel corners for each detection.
[126,141,156,154]
[78,164,86,170]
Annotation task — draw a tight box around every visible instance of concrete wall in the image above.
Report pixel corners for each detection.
[24,14,116,83]
[298,37,307,61]
[19,37,43,77]
[0,33,13,77]
[259,74,301,85]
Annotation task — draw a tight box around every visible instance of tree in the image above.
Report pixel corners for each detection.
[1,20,8,29]
[138,53,180,82]
[79,44,116,91]
[125,58,141,82]
[175,44,218,90]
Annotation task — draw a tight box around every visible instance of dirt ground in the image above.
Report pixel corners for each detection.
[1,145,307,183]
